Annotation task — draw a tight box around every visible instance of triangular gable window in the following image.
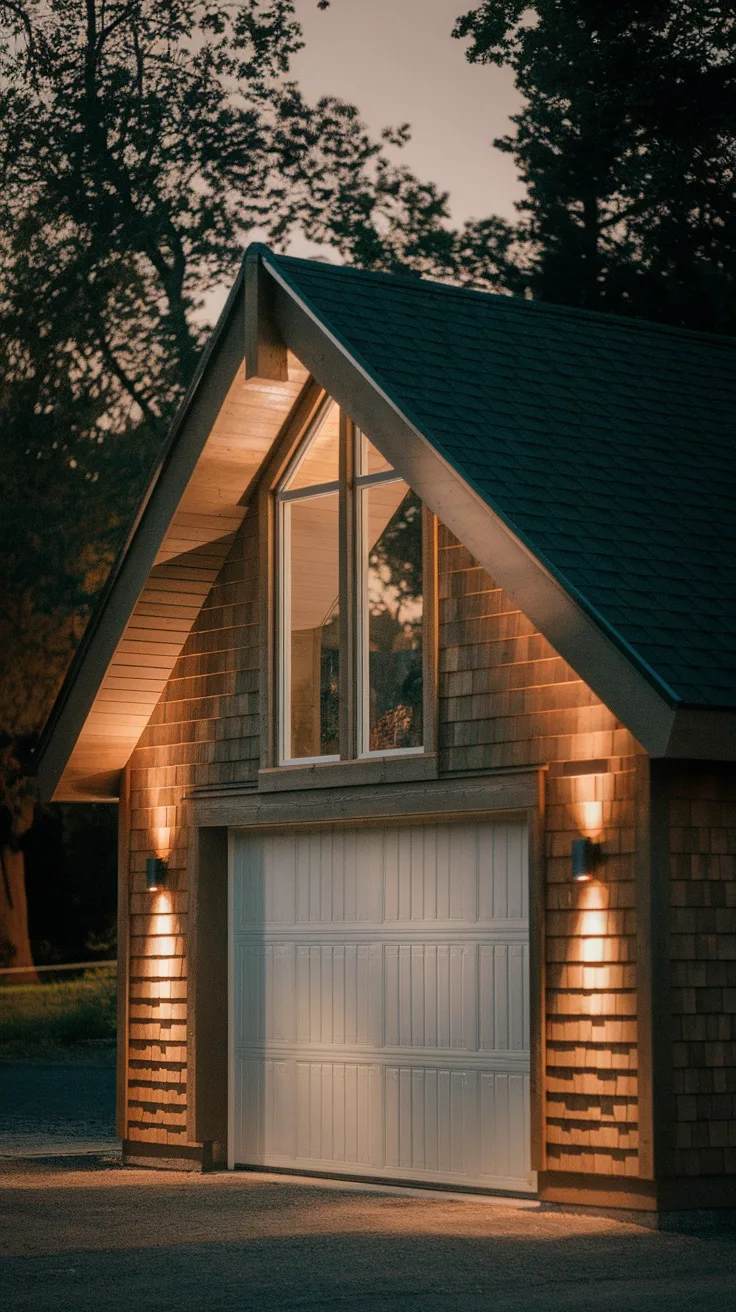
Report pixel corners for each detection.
[276,402,424,765]
[282,396,339,491]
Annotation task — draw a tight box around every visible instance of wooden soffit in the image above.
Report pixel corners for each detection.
[36,270,309,801]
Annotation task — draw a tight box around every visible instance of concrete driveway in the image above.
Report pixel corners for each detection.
[3,1156,736,1312]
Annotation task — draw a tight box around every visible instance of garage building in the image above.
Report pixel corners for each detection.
[37,246,736,1223]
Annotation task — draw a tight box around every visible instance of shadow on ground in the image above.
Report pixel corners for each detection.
[2,1156,736,1312]
[0,1056,116,1156]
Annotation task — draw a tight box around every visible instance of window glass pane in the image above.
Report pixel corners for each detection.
[359,430,393,476]
[363,482,423,752]
[287,493,340,758]
[286,402,339,491]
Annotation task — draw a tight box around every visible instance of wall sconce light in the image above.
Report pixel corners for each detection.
[571,837,602,883]
[146,857,168,891]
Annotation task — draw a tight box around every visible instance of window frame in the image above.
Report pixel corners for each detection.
[270,399,437,770]
[275,399,341,767]
[354,449,425,760]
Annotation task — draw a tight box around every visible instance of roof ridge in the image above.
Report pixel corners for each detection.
[270,250,736,351]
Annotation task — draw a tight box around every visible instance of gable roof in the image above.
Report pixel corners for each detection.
[269,254,736,711]
[35,245,736,800]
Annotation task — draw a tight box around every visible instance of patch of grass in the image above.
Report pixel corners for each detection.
[0,970,117,1056]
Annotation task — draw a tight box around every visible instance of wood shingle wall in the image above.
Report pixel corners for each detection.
[125,505,261,1157]
[123,515,642,1182]
[668,764,736,1179]
[438,527,641,1179]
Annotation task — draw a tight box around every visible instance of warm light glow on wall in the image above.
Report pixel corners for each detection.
[579,799,603,838]
[575,879,609,967]
[149,892,176,958]
[150,890,172,918]
[563,770,607,841]
[153,824,172,859]
[150,808,172,856]
[560,763,615,1000]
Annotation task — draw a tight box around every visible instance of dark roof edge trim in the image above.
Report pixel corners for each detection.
[34,266,247,799]
[274,253,736,354]
[263,252,682,709]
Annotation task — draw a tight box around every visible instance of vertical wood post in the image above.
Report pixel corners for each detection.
[187,826,229,1163]
[245,251,288,382]
[339,410,357,760]
[529,770,547,1172]
[116,764,131,1140]
[422,507,439,758]
[649,760,676,1183]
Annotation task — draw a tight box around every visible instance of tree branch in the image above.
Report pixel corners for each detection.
[0,0,37,74]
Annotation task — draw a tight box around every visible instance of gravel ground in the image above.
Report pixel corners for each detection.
[1,1060,736,1311]
[0,1056,117,1156]
[2,1157,736,1312]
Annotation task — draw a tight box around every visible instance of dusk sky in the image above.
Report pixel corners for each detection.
[205,0,523,318]
[293,0,523,227]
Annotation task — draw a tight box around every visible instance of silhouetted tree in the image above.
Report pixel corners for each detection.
[0,0,455,968]
[452,1,736,331]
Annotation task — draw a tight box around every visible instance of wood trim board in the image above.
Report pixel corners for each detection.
[528,771,547,1173]
[116,764,131,1140]
[190,771,539,830]
[187,824,229,1159]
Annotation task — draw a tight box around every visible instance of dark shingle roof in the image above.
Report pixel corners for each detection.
[271,254,736,709]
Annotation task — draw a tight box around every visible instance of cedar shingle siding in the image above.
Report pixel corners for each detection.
[125,515,643,1178]
[669,765,736,1178]
[438,527,640,1178]
[126,506,262,1150]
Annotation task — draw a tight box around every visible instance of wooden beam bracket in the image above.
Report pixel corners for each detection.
[245,247,288,382]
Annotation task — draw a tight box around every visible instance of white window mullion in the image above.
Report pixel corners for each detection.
[356,483,369,757]
[278,499,292,764]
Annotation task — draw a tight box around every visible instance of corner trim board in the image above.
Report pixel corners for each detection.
[116,764,131,1141]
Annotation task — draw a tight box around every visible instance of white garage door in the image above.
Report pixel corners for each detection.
[230,817,533,1192]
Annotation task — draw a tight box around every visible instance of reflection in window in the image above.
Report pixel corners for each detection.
[285,492,340,760]
[285,401,339,491]
[363,483,423,752]
[359,431,393,476]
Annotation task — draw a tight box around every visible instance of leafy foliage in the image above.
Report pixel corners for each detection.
[0,0,455,741]
[0,1,456,969]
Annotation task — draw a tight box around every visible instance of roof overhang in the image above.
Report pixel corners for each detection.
[263,251,736,761]
[35,261,310,800]
[35,246,736,797]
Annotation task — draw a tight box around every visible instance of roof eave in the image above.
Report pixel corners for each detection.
[34,267,247,802]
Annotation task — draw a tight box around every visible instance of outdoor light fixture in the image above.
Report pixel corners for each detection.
[571,837,601,883]
[146,857,168,891]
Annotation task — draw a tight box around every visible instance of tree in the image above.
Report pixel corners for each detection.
[453,1,736,332]
[0,0,456,970]
[0,0,455,482]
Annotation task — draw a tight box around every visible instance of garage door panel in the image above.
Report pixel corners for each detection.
[386,1065,478,1176]
[295,942,383,1046]
[384,943,478,1050]
[479,942,530,1051]
[479,1071,531,1182]
[231,818,533,1191]
[264,834,298,923]
[291,1060,382,1168]
[235,944,298,1045]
